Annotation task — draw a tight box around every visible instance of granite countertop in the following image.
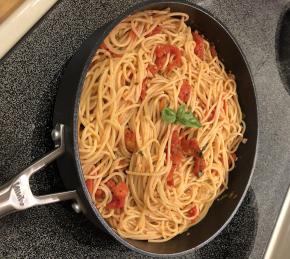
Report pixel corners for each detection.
[1,0,290,258]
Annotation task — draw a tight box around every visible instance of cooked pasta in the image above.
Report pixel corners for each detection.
[78,9,245,242]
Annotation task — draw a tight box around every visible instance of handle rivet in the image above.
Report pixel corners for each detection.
[51,129,60,141]
[72,202,81,213]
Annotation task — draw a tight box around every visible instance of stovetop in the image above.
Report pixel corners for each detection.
[0,0,290,258]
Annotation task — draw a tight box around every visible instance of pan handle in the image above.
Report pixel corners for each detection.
[0,124,77,218]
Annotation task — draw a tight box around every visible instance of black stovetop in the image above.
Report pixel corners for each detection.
[1,0,290,258]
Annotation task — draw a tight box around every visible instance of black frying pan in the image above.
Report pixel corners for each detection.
[0,0,258,257]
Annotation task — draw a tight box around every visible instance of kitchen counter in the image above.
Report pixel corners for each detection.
[0,0,290,258]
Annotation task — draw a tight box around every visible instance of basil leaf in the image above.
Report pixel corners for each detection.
[176,105,186,120]
[178,111,201,128]
[176,105,201,128]
[162,105,201,128]
[162,107,176,123]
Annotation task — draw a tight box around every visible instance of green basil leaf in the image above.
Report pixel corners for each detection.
[176,108,201,128]
[161,107,176,123]
[176,105,186,121]
[162,105,201,128]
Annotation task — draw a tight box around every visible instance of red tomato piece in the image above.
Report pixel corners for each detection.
[147,64,158,75]
[95,189,104,199]
[154,44,182,72]
[194,42,204,60]
[113,182,129,199]
[181,138,200,156]
[125,129,137,152]
[155,55,167,70]
[170,131,183,166]
[192,32,204,60]
[85,179,93,194]
[167,45,182,71]
[181,138,191,154]
[107,197,125,209]
[106,181,129,209]
[155,44,171,58]
[119,198,126,208]
[171,148,183,166]
[106,179,116,190]
[167,62,175,72]
[117,197,126,208]
[193,32,203,45]
[140,79,147,100]
[178,80,191,103]
[171,130,181,146]
[167,61,180,72]
[193,156,206,177]
[210,44,217,57]
[193,157,200,176]
[199,157,206,171]
[188,205,198,218]
[107,197,118,209]
[165,131,185,185]
[147,25,162,37]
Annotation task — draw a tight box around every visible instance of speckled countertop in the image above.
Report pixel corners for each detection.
[0,0,290,258]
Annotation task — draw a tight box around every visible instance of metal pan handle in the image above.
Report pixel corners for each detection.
[0,124,77,218]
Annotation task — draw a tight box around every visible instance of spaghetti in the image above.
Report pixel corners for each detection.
[78,9,246,242]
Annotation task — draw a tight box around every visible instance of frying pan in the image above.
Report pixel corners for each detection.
[0,0,258,257]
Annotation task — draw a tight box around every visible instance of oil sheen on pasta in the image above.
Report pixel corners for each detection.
[78,9,245,242]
